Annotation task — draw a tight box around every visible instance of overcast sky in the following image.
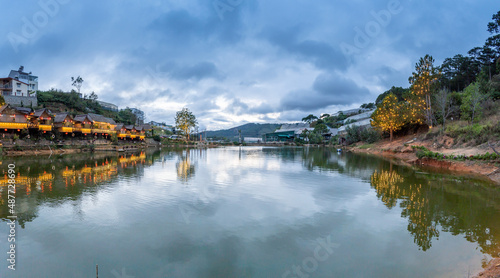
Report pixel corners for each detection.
[2,0,498,130]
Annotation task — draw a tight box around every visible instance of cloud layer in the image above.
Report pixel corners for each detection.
[1,0,498,130]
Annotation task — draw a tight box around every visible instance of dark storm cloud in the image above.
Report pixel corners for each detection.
[280,74,371,111]
[159,61,224,81]
[262,28,348,70]
[147,6,244,45]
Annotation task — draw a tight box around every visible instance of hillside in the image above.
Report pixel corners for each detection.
[37,90,138,125]
[206,123,281,139]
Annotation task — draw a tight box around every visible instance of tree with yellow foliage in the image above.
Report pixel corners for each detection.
[407,54,441,127]
[371,93,406,141]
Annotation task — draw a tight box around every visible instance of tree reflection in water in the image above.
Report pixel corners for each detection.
[298,147,500,257]
[176,150,196,182]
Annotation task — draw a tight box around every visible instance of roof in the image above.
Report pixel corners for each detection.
[14,107,32,114]
[326,128,338,136]
[54,113,72,123]
[33,108,52,118]
[333,108,372,117]
[0,77,29,86]
[343,109,375,122]
[88,113,116,125]
[277,123,310,132]
[0,104,8,114]
[124,125,135,130]
[9,68,38,79]
[141,124,152,130]
[73,114,92,123]
[338,118,373,133]
[0,104,30,115]
[115,124,124,131]
[135,126,143,131]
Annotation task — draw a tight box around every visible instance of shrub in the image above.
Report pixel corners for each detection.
[346,126,380,145]
[152,135,161,142]
[360,128,381,143]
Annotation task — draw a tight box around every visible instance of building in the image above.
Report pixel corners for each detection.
[149,121,175,132]
[53,113,74,134]
[129,108,145,125]
[1,65,39,107]
[0,78,29,97]
[97,100,118,111]
[262,123,312,142]
[28,108,53,132]
[87,113,117,135]
[73,114,93,135]
[338,110,375,136]
[8,66,38,96]
[0,104,29,132]
[332,108,373,118]
[243,137,262,143]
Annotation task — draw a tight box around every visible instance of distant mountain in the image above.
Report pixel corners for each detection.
[206,123,282,139]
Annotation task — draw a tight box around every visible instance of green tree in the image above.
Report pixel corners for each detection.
[0,95,5,106]
[371,93,406,141]
[440,54,480,91]
[487,10,500,34]
[118,108,138,125]
[360,103,375,109]
[460,83,485,124]
[314,123,329,134]
[175,108,197,141]
[375,86,408,104]
[89,91,98,101]
[302,114,318,124]
[408,55,441,127]
[71,76,84,94]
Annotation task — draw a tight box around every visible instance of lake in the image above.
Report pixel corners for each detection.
[1,147,499,277]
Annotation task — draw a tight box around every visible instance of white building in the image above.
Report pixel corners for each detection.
[0,78,29,96]
[97,100,118,111]
[338,109,375,136]
[8,66,38,96]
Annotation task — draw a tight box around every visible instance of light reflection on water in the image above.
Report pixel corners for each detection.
[0,146,499,277]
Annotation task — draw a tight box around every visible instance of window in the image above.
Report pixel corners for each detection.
[17,83,21,88]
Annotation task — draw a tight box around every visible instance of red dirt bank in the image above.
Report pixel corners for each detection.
[347,133,500,185]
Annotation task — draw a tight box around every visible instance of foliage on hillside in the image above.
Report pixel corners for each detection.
[37,89,138,125]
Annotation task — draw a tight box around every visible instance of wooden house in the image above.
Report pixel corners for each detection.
[0,104,29,131]
[29,108,53,132]
[73,114,93,135]
[124,125,137,139]
[53,113,74,133]
[88,113,117,135]
[115,124,127,139]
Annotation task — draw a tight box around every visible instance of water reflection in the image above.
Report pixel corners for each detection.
[0,150,160,227]
[298,148,500,257]
[176,150,196,182]
[0,147,499,277]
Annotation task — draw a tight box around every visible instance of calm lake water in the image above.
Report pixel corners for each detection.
[1,147,499,278]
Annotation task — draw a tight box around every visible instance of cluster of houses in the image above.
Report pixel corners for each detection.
[262,108,375,143]
[0,104,151,140]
